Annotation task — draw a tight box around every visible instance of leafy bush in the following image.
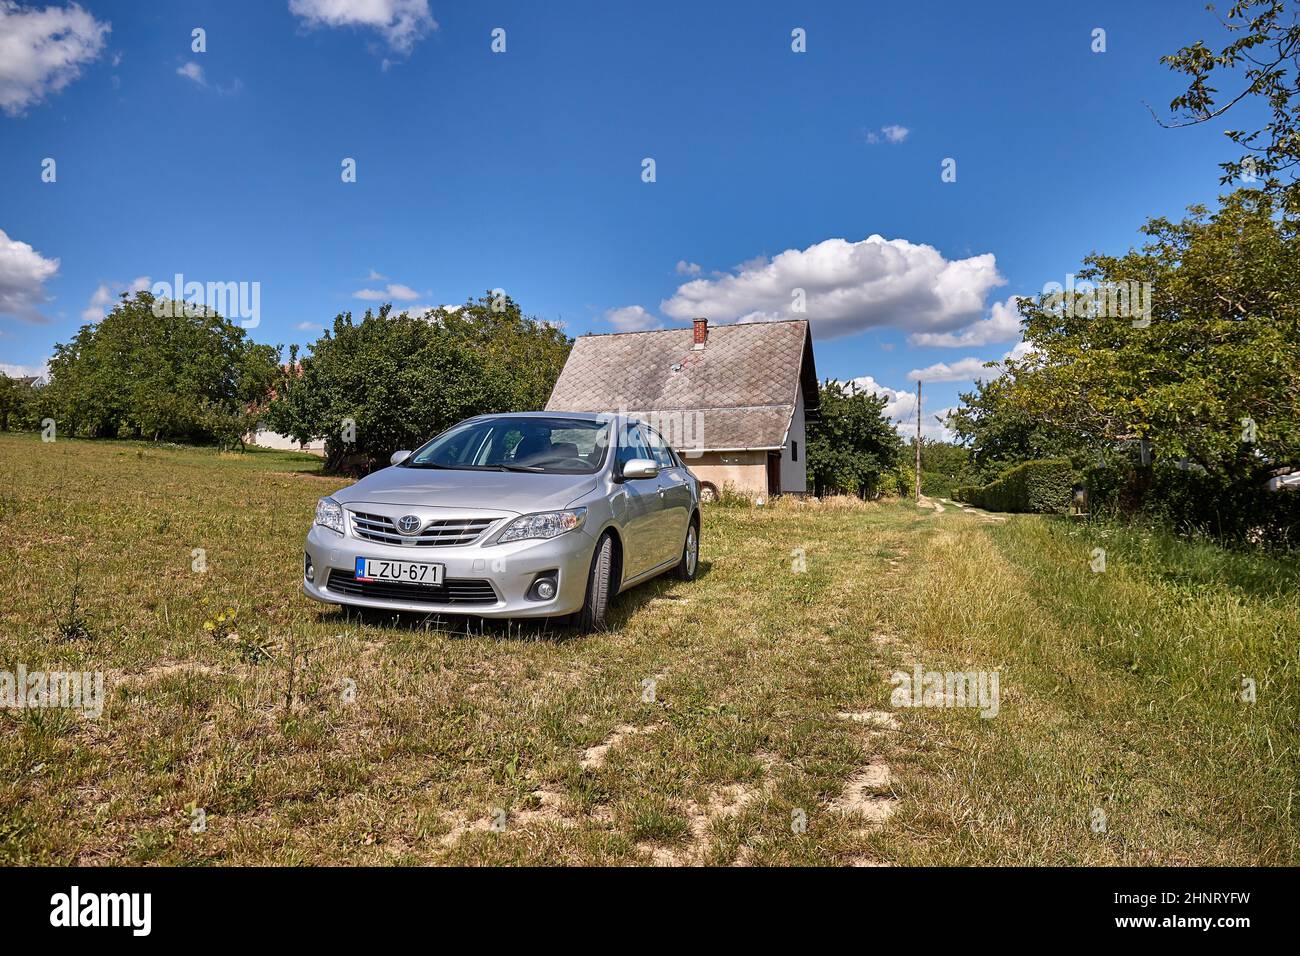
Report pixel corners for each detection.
[921,470,958,498]
[960,458,1077,513]
[891,462,915,498]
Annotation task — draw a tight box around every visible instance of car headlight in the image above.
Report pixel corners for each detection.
[315,496,345,535]
[498,508,586,543]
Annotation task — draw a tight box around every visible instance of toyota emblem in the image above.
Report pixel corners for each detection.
[395,515,423,535]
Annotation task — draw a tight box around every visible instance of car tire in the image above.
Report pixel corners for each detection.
[575,532,615,633]
[672,516,700,581]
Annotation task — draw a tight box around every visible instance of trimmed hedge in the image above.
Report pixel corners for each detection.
[955,458,1077,514]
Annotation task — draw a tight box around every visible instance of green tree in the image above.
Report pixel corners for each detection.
[944,372,1076,482]
[436,291,572,412]
[1015,191,1299,475]
[806,381,904,498]
[1160,0,1300,198]
[263,294,571,472]
[949,189,1300,538]
[0,375,40,432]
[42,291,278,443]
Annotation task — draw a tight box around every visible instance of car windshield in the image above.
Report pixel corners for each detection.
[401,416,611,475]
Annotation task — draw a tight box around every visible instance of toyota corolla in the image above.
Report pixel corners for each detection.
[302,412,700,630]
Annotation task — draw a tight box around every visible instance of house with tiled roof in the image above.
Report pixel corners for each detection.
[546,317,818,498]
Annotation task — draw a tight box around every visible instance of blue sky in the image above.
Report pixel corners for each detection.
[0,0,1256,437]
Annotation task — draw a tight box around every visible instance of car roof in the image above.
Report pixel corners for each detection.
[465,411,617,423]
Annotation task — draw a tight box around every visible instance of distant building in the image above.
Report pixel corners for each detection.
[546,317,819,498]
[244,362,326,456]
[246,427,326,456]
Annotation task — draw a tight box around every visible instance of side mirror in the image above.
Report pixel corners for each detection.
[390,450,412,466]
[621,458,659,480]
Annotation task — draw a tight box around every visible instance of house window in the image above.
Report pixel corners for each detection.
[791,440,798,462]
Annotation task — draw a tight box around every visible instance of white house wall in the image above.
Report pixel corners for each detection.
[779,384,808,493]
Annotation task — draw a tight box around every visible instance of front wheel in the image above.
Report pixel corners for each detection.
[672,517,700,581]
[574,532,615,632]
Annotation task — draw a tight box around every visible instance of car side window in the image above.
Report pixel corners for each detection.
[643,426,675,470]
[616,424,651,472]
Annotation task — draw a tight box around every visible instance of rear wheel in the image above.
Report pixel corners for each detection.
[575,533,615,632]
[672,516,700,581]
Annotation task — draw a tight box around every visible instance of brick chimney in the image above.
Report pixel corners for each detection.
[692,316,708,349]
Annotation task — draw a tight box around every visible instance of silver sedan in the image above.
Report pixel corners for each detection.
[302,412,700,630]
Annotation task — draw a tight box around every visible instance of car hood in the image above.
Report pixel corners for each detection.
[332,465,598,515]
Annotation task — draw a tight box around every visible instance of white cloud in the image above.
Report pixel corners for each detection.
[0,1,110,116]
[660,235,1003,340]
[1,360,50,381]
[909,295,1023,347]
[364,267,388,281]
[82,284,111,320]
[922,407,958,442]
[80,275,149,321]
[605,305,660,332]
[1003,339,1039,363]
[295,321,323,331]
[845,375,915,421]
[902,339,1040,387]
[353,282,420,301]
[0,228,59,322]
[866,124,910,144]
[176,59,240,94]
[907,357,994,383]
[289,0,436,54]
[675,260,702,277]
[388,303,433,318]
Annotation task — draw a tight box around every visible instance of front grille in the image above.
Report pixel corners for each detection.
[326,569,498,606]
[350,511,496,547]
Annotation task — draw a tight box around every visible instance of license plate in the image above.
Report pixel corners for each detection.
[355,557,444,586]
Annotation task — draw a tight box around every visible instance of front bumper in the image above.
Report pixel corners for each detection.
[301,522,597,618]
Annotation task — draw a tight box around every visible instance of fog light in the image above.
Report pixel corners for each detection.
[534,578,557,600]
[304,553,314,581]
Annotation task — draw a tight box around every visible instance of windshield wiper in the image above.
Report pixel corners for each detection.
[401,461,451,469]
[490,463,546,472]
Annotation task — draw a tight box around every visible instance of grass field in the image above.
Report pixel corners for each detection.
[0,432,1295,865]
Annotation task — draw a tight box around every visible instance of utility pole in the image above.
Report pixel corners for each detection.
[915,380,922,502]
